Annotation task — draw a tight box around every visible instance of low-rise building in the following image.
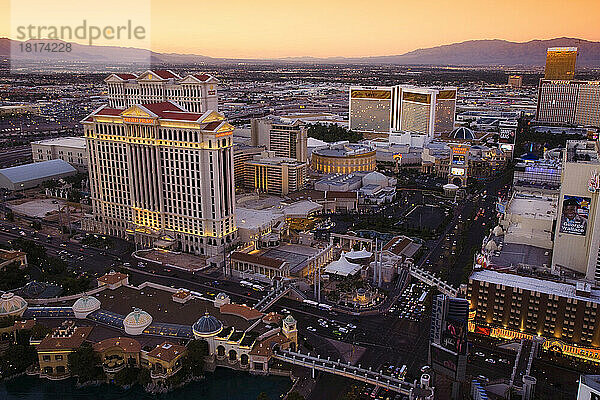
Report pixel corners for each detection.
[311,142,376,174]
[144,341,187,383]
[0,249,27,270]
[31,137,87,172]
[246,151,307,195]
[37,320,92,379]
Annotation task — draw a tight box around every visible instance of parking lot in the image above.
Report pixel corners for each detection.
[388,282,428,323]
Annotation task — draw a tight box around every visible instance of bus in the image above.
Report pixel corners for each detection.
[318,303,332,311]
[240,280,253,288]
[303,299,318,307]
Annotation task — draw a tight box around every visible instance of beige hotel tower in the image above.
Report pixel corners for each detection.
[83,70,236,257]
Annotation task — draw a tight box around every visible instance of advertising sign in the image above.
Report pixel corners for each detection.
[559,195,590,236]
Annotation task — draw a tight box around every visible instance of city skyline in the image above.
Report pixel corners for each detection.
[1,0,600,58]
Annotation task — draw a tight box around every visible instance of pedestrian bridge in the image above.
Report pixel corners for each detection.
[255,285,291,312]
[409,266,458,297]
[273,349,432,398]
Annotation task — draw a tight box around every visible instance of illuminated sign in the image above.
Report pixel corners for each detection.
[123,117,154,124]
[589,170,600,193]
[351,89,391,99]
[452,155,465,165]
[452,146,468,155]
[451,167,465,176]
[402,92,431,104]
[208,90,216,95]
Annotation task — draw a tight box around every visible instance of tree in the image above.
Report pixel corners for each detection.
[114,367,140,386]
[68,343,102,382]
[307,123,363,143]
[184,339,209,377]
[30,323,51,341]
[287,391,305,400]
[0,343,37,377]
[257,392,270,400]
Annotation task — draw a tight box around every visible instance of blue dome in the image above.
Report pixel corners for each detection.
[192,312,223,336]
[451,127,475,140]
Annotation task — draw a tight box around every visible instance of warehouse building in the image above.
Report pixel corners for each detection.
[0,159,77,191]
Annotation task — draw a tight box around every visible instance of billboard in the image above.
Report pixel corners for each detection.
[451,167,465,176]
[559,195,590,236]
[441,320,468,355]
[452,154,465,165]
[350,89,391,99]
[430,343,457,373]
[499,126,517,144]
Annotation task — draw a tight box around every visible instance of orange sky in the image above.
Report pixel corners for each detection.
[2,0,600,58]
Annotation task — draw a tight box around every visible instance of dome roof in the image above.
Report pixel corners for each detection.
[283,315,296,325]
[216,292,228,300]
[192,312,223,336]
[0,292,27,316]
[123,308,152,329]
[21,281,46,297]
[72,295,101,313]
[450,127,475,140]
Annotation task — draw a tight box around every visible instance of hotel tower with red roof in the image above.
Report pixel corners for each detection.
[82,70,236,257]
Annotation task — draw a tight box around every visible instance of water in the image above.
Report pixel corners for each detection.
[0,369,291,400]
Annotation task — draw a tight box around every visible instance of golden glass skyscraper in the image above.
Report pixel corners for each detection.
[544,47,578,80]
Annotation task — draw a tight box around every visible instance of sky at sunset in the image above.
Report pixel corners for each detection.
[2,0,600,58]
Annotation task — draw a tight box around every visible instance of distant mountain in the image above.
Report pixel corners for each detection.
[2,37,600,67]
[348,37,600,66]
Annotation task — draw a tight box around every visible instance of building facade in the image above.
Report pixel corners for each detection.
[536,80,600,128]
[552,141,600,281]
[508,75,523,88]
[233,144,264,189]
[311,143,376,174]
[31,137,87,172]
[468,269,600,364]
[105,70,219,113]
[349,85,457,138]
[251,117,307,162]
[83,101,236,256]
[545,47,578,81]
[245,152,307,195]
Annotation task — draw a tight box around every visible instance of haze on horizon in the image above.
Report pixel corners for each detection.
[2,0,600,59]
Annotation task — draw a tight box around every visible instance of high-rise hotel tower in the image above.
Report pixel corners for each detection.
[82,70,236,256]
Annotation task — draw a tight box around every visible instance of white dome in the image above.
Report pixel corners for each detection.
[72,295,101,319]
[0,292,27,317]
[123,308,152,335]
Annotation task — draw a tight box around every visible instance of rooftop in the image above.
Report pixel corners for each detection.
[470,269,600,303]
[147,341,186,362]
[31,136,86,149]
[0,160,76,184]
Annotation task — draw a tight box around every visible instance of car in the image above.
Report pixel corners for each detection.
[420,365,430,373]
[307,326,316,332]
[477,375,489,383]
[485,358,496,364]
[475,352,485,357]
[339,327,348,333]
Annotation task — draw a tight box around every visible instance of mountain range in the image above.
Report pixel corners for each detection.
[2,37,600,67]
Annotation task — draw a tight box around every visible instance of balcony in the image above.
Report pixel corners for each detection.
[103,358,125,373]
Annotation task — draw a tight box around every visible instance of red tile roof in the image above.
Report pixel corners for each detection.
[37,326,92,351]
[93,337,141,353]
[219,303,263,321]
[249,333,290,357]
[97,271,128,285]
[95,108,124,116]
[382,236,412,255]
[150,69,180,80]
[147,341,186,362]
[192,74,211,82]
[114,73,137,80]
[142,101,184,114]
